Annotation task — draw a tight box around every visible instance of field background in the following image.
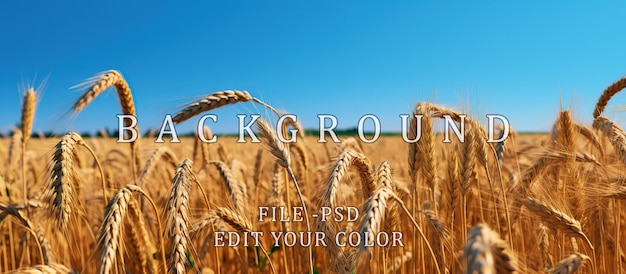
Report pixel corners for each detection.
[3,2,626,274]
[1,128,612,273]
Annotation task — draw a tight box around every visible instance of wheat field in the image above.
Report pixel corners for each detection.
[1,70,625,273]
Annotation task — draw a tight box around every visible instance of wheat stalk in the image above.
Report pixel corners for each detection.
[408,102,441,223]
[388,191,442,274]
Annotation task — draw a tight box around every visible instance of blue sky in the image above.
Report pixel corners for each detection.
[2,1,626,135]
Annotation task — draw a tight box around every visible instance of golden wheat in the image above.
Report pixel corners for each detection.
[7,70,626,274]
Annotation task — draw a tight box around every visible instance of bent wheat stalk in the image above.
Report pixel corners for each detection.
[593,75,626,119]
[45,132,106,233]
[98,184,165,274]
[71,70,141,182]
[322,148,374,209]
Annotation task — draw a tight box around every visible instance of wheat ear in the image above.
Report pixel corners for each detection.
[358,186,391,254]
[386,252,413,273]
[415,103,439,200]
[322,148,374,208]
[125,199,156,274]
[465,224,518,273]
[209,161,247,213]
[139,147,179,186]
[538,222,554,269]
[574,122,604,156]
[99,185,135,274]
[256,117,313,273]
[45,133,82,233]
[593,116,626,165]
[45,132,106,233]
[377,161,398,233]
[521,198,593,251]
[73,70,136,117]
[172,90,280,124]
[551,253,591,274]
[421,201,450,269]
[290,143,309,182]
[20,87,36,147]
[20,87,36,204]
[163,159,196,274]
[4,263,78,274]
[593,76,626,118]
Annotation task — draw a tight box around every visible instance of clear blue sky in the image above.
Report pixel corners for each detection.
[2,1,626,135]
